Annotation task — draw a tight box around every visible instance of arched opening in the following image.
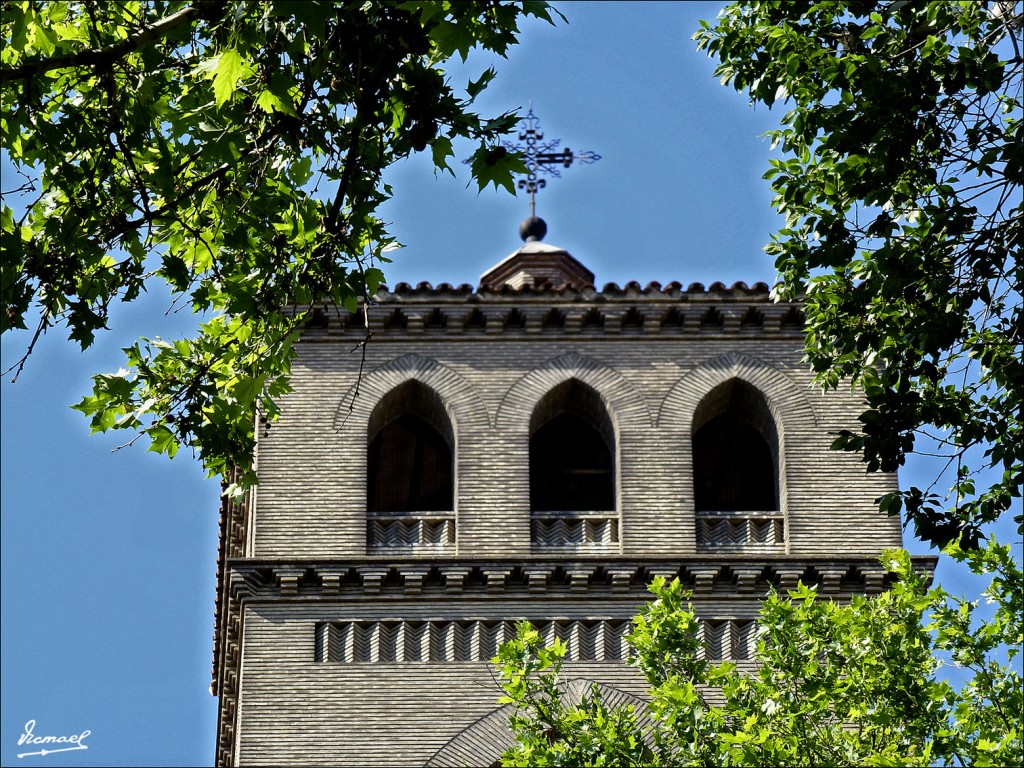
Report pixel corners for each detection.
[530,380,615,512]
[368,414,452,512]
[367,380,453,514]
[528,380,619,550]
[692,379,778,513]
[367,381,453,512]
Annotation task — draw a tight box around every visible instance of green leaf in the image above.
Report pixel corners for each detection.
[212,49,247,107]
[469,145,528,194]
[147,425,179,458]
[431,136,455,175]
[467,67,496,99]
[255,89,295,116]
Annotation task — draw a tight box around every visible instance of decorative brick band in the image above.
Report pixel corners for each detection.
[367,513,456,552]
[531,513,620,549]
[313,617,757,664]
[701,619,758,661]
[226,557,927,601]
[314,618,631,663]
[696,511,786,550]
[293,285,807,343]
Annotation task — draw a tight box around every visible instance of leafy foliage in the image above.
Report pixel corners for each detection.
[497,548,1023,767]
[1,0,551,492]
[694,1,1022,549]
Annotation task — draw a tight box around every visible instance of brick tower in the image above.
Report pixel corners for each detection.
[212,223,928,766]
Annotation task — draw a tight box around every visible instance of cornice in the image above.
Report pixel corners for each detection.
[295,287,806,341]
[381,279,774,297]
[224,556,937,602]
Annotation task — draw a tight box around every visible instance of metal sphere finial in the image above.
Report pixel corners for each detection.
[519,216,547,242]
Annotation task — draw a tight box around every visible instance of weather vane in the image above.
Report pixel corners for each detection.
[503,106,601,220]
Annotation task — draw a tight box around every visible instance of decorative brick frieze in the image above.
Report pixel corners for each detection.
[366,512,456,552]
[314,619,632,663]
[223,556,933,601]
[699,619,758,661]
[290,280,808,344]
[310,617,765,665]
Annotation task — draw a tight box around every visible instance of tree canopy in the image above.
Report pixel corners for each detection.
[1,0,549,492]
[497,546,1023,767]
[695,0,1022,549]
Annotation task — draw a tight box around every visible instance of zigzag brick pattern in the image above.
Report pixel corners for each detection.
[696,512,785,549]
[366,514,456,551]
[531,514,620,548]
[314,617,757,664]
[698,619,759,661]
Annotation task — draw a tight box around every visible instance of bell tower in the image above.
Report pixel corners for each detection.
[211,210,933,765]
[210,100,935,768]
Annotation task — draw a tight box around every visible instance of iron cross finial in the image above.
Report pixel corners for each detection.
[503,107,601,219]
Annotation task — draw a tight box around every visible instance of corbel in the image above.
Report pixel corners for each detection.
[358,567,391,595]
[402,566,430,596]
[442,567,470,594]
[482,568,513,593]
[274,567,304,596]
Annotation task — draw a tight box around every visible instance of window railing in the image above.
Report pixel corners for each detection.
[695,510,784,550]
[367,511,455,552]
[531,510,620,550]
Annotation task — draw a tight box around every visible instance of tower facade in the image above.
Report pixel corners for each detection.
[212,233,926,766]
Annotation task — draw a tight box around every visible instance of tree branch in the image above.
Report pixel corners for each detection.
[0,5,200,85]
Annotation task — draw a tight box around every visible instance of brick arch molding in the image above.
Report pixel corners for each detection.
[657,351,819,433]
[333,353,492,434]
[495,351,653,432]
[424,679,652,767]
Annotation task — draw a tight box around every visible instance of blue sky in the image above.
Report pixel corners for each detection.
[1,3,1018,766]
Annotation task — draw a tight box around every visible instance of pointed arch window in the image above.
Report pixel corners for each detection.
[692,379,784,549]
[529,380,619,550]
[367,381,455,552]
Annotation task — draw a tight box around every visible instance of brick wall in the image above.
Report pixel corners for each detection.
[218,285,907,766]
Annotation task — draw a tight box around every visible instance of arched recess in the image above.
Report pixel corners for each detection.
[334,354,489,553]
[530,379,616,513]
[658,352,818,551]
[692,379,778,512]
[498,353,649,551]
[496,351,652,432]
[425,680,652,768]
[367,381,453,513]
